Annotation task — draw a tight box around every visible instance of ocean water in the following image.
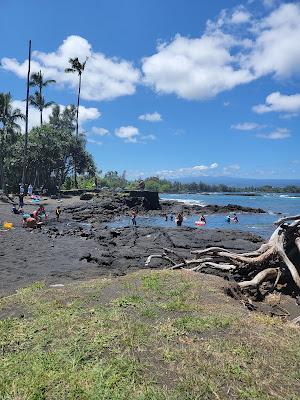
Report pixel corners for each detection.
[108,193,300,239]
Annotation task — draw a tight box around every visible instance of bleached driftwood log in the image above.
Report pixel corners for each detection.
[145,216,300,293]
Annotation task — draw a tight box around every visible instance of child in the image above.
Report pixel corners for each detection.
[131,210,137,226]
[55,206,62,221]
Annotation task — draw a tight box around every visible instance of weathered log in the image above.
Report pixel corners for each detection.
[238,268,278,289]
[145,216,300,296]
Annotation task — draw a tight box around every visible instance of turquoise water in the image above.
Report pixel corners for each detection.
[108,193,300,239]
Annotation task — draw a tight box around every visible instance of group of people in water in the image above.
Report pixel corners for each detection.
[131,210,239,227]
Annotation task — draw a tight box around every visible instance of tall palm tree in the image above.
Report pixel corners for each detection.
[64,57,87,139]
[0,92,24,192]
[29,71,56,125]
[65,57,87,188]
[29,92,55,125]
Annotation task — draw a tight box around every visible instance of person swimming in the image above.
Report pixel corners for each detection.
[232,213,239,223]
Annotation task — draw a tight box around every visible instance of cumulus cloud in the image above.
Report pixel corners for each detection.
[12,100,100,131]
[142,33,254,100]
[142,2,300,101]
[246,3,300,78]
[138,112,162,122]
[2,35,140,101]
[115,126,140,143]
[253,92,300,115]
[257,127,290,140]
[91,127,109,136]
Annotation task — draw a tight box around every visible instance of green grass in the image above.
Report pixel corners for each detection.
[0,270,299,399]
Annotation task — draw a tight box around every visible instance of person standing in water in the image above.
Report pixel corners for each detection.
[131,210,137,226]
[176,213,183,227]
[232,213,239,223]
[55,206,62,221]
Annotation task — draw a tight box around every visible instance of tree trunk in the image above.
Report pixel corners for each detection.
[22,39,31,185]
[74,73,81,189]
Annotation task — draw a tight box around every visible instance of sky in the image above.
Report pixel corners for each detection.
[1,0,300,180]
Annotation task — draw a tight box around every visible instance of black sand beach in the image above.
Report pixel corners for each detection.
[0,192,265,297]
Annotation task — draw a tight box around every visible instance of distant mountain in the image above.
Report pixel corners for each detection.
[173,176,300,188]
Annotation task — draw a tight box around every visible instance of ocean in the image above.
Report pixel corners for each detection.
[109,193,300,239]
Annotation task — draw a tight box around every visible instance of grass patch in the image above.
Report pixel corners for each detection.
[0,270,299,399]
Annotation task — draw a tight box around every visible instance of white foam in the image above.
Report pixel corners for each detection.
[161,197,206,207]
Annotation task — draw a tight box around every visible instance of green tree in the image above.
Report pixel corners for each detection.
[29,92,55,125]
[64,58,87,139]
[65,57,87,187]
[29,71,56,125]
[0,93,24,192]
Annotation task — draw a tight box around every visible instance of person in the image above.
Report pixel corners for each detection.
[176,213,183,227]
[232,213,239,223]
[226,215,231,223]
[19,183,24,195]
[23,214,40,229]
[200,214,206,223]
[138,180,145,191]
[28,184,33,197]
[131,210,137,226]
[170,214,174,221]
[55,206,62,221]
[12,206,20,215]
[165,214,168,221]
[18,193,24,208]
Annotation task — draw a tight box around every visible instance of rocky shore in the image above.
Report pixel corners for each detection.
[0,191,266,296]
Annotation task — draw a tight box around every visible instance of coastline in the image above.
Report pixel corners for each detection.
[0,191,266,297]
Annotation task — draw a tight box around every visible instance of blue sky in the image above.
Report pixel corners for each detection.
[1,0,300,180]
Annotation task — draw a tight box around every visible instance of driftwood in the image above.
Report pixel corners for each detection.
[145,215,300,295]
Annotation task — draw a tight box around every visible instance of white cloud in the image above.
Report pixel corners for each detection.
[12,100,100,131]
[231,10,251,24]
[87,138,102,146]
[231,122,264,130]
[138,112,162,122]
[2,35,140,101]
[115,126,140,143]
[142,3,300,101]
[142,33,254,100]
[155,163,219,178]
[247,3,300,78]
[91,127,109,136]
[257,127,290,140]
[253,92,300,115]
[231,122,257,131]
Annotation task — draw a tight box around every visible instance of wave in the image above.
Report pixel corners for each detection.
[160,197,206,207]
[279,195,300,199]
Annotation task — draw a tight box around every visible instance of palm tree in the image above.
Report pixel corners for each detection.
[29,92,55,125]
[65,57,87,188]
[64,57,87,138]
[29,71,56,125]
[0,93,24,192]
